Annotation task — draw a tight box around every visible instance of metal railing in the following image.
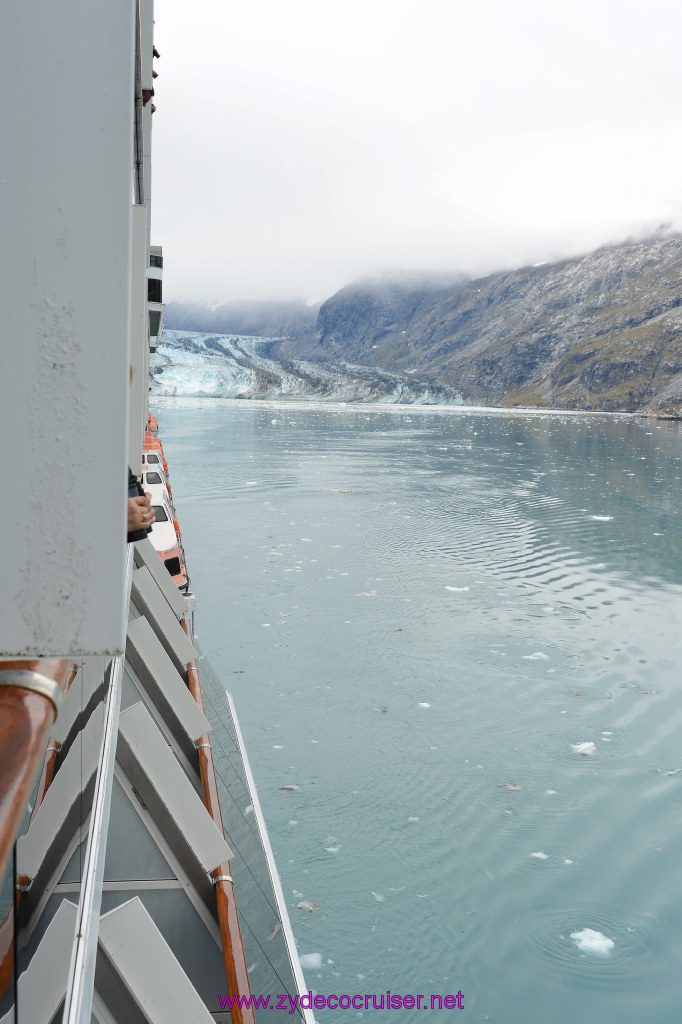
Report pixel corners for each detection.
[61,547,134,1024]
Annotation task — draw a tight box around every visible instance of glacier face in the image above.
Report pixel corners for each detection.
[151,330,463,405]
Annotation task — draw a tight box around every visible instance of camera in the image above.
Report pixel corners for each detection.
[127,468,152,543]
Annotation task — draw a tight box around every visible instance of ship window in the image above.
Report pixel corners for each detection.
[148,278,162,303]
[145,472,162,484]
[164,557,181,576]
[149,310,162,336]
[152,505,168,522]
[147,453,159,463]
[149,254,163,268]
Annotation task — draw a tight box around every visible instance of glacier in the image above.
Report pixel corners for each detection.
[151,331,464,405]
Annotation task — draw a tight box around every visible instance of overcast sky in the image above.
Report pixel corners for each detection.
[153,0,682,304]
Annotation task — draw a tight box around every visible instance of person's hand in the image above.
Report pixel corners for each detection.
[127,492,155,532]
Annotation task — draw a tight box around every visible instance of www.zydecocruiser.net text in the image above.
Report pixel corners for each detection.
[217,991,465,1012]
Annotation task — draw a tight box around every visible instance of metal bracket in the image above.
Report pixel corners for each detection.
[212,874,232,885]
[0,670,63,719]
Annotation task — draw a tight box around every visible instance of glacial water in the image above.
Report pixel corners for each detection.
[152,398,682,1022]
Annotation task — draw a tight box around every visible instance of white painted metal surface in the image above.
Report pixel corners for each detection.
[118,702,233,871]
[0,0,136,656]
[126,615,212,742]
[51,658,108,746]
[17,703,104,881]
[130,566,197,673]
[129,203,149,476]
[62,547,134,1024]
[133,537,188,618]
[0,900,78,1024]
[98,897,215,1023]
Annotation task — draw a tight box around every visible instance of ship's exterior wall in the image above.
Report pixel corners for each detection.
[0,0,136,657]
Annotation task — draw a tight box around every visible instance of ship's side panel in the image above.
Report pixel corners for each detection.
[0,0,136,657]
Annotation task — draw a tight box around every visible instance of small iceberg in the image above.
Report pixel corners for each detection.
[523,652,550,661]
[571,928,614,955]
[445,585,470,592]
[297,900,320,912]
[418,702,431,708]
[571,742,597,755]
[371,892,385,902]
[590,515,614,521]
[530,851,549,860]
[299,953,323,969]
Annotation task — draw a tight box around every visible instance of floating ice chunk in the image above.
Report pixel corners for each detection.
[531,852,549,860]
[446,586,470,592]
[272,745,283,749]
[371,892,385,902]
[523,652,550,661]
[246,481,258,485]
[324,846,341,853]
[545,789,557,795]
[571,742,597,755]
[407,816,420,822]
[299,953,323,969]
[355,590,377,597]
[298,900,320,912]
[601,731,613,737]
[293,890,303,896]
[564,859,574,865]
[590,515,614,521]
[418,702,431,708]
[571,928,614,954]
[279,785,300,791]
[288,820,298,825]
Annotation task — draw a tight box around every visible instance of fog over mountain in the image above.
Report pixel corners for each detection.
[161,234,682,414]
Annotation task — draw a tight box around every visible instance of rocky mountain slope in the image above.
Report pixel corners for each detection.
[306,236,682,413]
[164,236,682,413]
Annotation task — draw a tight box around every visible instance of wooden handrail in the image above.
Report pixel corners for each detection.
[181,622,255,1024]
[0,658,73,1003]
[0,659,73,883]
[0,662,78,986]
